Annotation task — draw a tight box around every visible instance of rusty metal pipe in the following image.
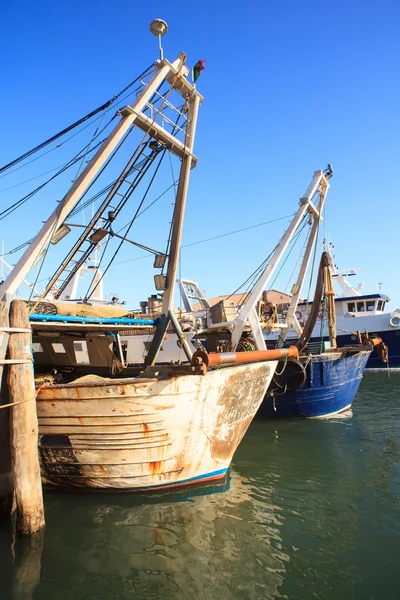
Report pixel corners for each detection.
[369,337,384,347]
[191,346,299,368]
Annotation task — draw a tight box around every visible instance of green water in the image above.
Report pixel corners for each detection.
[1,371,399,599]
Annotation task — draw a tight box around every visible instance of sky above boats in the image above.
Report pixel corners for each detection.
[1,0,399,309]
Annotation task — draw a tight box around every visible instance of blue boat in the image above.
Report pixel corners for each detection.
[258,349,371,418]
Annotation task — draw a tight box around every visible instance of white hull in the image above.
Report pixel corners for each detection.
[37,360,277,491]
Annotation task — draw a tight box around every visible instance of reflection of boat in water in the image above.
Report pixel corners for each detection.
[11,469,287,600]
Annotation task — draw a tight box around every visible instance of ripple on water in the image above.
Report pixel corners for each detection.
[1,374,400,599]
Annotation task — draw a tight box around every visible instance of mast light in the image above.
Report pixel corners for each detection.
[150,19,168,61]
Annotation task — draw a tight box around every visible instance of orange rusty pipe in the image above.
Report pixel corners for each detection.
[191,346,298,368]
[369,337,384,347]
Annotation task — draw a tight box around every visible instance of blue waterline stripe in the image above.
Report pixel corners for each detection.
[29,313,157,326]
[46,468,229,493]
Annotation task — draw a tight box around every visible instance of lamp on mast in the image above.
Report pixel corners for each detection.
[150,19,168,61]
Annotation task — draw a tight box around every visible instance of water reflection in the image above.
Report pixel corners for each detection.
[6,470,286,600]
[2,373,400,600]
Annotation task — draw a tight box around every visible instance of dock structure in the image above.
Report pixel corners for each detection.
[0,300,45,534]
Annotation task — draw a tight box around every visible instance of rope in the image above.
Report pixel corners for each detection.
[296,251,330,352]
[0,397,35,410]
[0,327,31,333]
[0,359,32,365]
[111,214,296,267]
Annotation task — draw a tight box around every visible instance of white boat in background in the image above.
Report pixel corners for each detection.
[263,250,400,368]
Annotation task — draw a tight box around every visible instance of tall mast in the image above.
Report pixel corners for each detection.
[0,54,190,301]
[227,170,327,350]
[277,170,331,347]
[145,90,201,366]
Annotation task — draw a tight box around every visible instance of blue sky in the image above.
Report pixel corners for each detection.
[0,0,399,308]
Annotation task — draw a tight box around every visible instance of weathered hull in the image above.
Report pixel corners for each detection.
[258,351,370,418]
[36,361,277,491]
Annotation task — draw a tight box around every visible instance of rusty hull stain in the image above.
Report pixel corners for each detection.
[209,364,271,462]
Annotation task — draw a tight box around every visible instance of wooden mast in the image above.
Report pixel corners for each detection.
[277,173,331,347]
[228,171,326,351]
[145,90,202,366]
[0,56,186,301]
[323,255,337,348]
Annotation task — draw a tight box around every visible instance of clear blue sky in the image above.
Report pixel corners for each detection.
[1,0,399,308]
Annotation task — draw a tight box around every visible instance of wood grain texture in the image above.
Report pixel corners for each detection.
[0,301,14,520]
[37,360,276,491]
[8,300,45,534]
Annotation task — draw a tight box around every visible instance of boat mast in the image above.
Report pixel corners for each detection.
[0,54,188,302]
[227,170,327,351]
[145,90,201,366]
[277,167,332,347]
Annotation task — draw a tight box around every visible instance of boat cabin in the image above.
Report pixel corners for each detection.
[296,293,390,322]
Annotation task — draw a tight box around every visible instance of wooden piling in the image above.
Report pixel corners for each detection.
[8,300,45,535]
[12,529,44,599]
[0,301,14,520]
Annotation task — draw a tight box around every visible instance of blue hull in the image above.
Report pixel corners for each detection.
[310,329,399,369]
[258,351,370,418]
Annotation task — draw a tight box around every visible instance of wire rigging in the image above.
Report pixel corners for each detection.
[0,63,155,176]
[0,138,107,222]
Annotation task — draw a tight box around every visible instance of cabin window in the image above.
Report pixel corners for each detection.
[382,302,386,311]
[73,340,90,365]
[356,301,365,312]
[32,343,44,353]
[377,300,383,311]
[366,301,375,312]
[347,302,356,313]
[144,341,163,352]
[52,343,67,354]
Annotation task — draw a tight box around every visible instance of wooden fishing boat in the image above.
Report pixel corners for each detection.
[0,23,288,491]
[36,358,276,491]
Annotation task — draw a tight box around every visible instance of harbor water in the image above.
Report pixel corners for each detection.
[1,371,399,600]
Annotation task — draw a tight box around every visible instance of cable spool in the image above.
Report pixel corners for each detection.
[268,358,307,395]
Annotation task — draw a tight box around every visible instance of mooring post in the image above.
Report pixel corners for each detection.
[8,300,45,535]
[12,529,44,599]
[0,301,14,520]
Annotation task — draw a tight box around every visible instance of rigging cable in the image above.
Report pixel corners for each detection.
[83,150,167,301]
[0,63,155,175]
[83,60,188,299]
[232,216,309,310]
[0,138,107,221]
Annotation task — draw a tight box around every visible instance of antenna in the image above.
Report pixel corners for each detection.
[150,19,168,61]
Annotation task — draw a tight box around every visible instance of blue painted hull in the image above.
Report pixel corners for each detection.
[258,351,370,418]
[310,329,399,369]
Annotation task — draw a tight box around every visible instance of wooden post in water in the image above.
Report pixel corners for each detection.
[8,300,45,535]
[0,301,14,520]
[12,529,44,599]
